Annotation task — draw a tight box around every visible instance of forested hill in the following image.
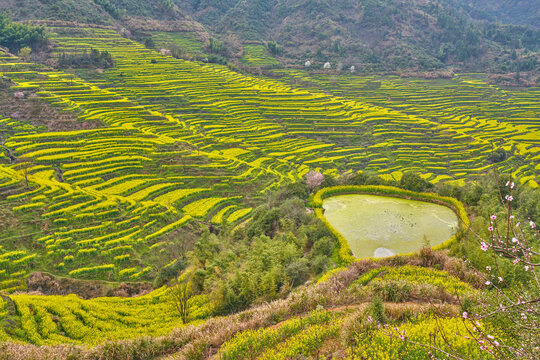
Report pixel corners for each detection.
[440,0,540,29]
[185,0,540,71]
[1,0,539,72]
[0,0,189,24]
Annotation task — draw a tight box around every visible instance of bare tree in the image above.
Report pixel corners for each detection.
[170,275,194,324]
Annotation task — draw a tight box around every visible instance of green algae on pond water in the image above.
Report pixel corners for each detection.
[322,194,459,259]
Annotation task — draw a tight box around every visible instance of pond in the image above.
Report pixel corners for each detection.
[322,194,459,258]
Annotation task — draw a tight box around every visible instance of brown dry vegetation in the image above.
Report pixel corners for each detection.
[0,80,104,132]
[24,272,153,299]
[123,18,208,38]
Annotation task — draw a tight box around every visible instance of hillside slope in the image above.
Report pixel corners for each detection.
[0,0,120,25]
[441,0,540,28]
[0,0,207,34]
[2,0,539,72]
[178,0,540,71]
[0,25,538,293]
[0,253,487,358]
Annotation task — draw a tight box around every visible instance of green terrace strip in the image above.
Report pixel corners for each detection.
[149,31,206,56]
[240,44,280,68]
[352,265,473,295]
[312,186,469,265]
[350,316,499,360]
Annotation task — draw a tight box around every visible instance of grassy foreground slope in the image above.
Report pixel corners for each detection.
[0,26,538,293]
[0,253,496,359]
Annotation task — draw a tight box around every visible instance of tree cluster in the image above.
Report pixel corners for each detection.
[94,0,123,19]
[58,48,114,69]
[188,183,335,315]
[0,12,47,53]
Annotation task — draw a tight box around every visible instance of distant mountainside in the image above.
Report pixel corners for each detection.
[0,0,189,24]
[181,0,540,72]
[1,0,539,72]
[440,0,540,29]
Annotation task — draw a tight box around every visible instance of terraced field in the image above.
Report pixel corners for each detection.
[274,69,540,186]
[0,26,538,293]
[0,287,211,344]
[213,265,488,360]
[149,31,207,57]
[240,44,280,68]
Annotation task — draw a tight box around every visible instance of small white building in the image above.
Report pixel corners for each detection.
[350,65,356,73]
[323,62,331,69]
[305,60,312,68]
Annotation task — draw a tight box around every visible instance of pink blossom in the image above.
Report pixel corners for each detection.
[490,215,496,220]
[462,312,468,319]
[512,237,518,243]
[530,221,536,229]
[488,226,494,232]
[398,330,407,341]
[505,195,513,201]
[481,242,489,251]
[486,266,491,271]
[525,265,530,271]
[305,170,324,190]
[485,280,491,285]
[498,276,503,282]
[521,313,527,320]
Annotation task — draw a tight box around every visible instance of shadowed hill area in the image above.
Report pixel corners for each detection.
[441,0,540,29]
[0,0,117,25]
[0,0,190,24]
[178,0,540,71]
[1,0,539,72]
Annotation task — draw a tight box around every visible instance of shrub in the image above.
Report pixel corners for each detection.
[399,172,430,192]
[311,255,329,274]
[285,259,309,286]
[371,280,412,302]
[310,237,333,258]
[367,296,387,324]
